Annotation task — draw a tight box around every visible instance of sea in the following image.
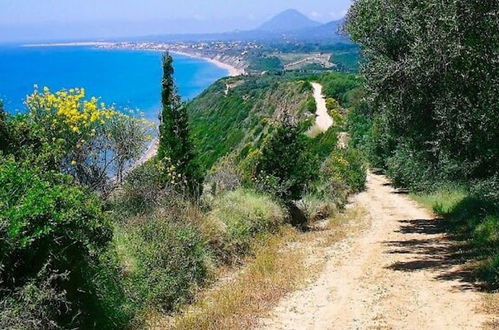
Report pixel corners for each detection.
[0,45,228,121]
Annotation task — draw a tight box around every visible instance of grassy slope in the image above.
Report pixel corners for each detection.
[187,75,315,172]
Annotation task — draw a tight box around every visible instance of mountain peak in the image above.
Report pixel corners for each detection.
[258,9,321,33]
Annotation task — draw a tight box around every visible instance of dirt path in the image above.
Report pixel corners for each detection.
[307,82,333,137]
[259,172,492,329]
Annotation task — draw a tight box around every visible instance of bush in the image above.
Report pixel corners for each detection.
[246,120,319,201]
[5,87,151,192]
[321,148,367,193]
[0,158,113,328]
[207,189,286,260]
[113,160,164,217]
[114,216,209,317]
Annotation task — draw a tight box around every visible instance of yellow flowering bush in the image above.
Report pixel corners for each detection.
[22,86,152,190]
[26,86,116,138]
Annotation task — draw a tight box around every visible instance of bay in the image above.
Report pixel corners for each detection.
[0,45,228,121]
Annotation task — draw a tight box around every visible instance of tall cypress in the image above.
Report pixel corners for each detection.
[157,52,201,194]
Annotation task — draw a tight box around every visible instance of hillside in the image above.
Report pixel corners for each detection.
[187,74,317,171]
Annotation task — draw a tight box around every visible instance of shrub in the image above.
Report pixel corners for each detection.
[6,87,151,192]
[247,120,318,201]
[0,100,8,153]
[114,216,209,317]
[113,160,164,217]
[204,156,243,196]
[299,178,350,223]
[321,148,367,193]
[0,158,113,328]
[207,189,286,260]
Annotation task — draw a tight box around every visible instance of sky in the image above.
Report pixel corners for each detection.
[0,0,352,42]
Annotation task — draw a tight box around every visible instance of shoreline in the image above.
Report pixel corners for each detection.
[23,41,245,77]
[168,50,244,77]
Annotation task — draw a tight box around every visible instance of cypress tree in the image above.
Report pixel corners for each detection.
[157,52,201,194]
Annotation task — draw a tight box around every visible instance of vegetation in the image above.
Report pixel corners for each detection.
[0,87,150,328]
[187,74,317,172]
[158,52,201,194]
[346,0,499,286]
[0,159,115,328]
[244,117,317,201]
[0,48,367,327]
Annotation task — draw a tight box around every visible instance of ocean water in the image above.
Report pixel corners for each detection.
[0,45,227,121]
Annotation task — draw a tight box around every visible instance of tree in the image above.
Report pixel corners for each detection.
[346,0,499,181]
[157,52,201,194]
[250,114,317,201]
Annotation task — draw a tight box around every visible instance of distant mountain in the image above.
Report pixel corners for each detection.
[258,9,321,32]
[285,18,346,40]
[134,10,347,44]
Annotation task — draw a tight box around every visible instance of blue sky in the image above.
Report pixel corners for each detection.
[0,0,351,42]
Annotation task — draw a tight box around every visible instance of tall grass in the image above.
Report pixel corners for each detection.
[411,185,499,288]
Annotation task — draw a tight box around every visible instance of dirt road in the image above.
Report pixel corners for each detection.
[260,172,491,329]
[307,82,333,137]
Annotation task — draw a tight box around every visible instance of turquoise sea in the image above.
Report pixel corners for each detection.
[0,45,228,121]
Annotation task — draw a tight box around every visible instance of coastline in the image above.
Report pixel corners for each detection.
[23,41,245,77]
[23,40,243,171]
[168,50,244,77]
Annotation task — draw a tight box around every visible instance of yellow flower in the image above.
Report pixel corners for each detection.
[71,160,77,166]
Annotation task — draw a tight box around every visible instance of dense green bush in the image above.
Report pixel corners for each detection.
[207,189,286,260]
[0,158,114,328]
[299,148,367,222]
[0,101,8,153]
[318,72,362,107]
[246,120,319,201]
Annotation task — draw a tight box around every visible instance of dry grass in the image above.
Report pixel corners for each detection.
[482,293,499,329]
[145,205,367,330]
[148,226,305,329]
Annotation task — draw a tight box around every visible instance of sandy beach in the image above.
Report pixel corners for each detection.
[168,50,244,77]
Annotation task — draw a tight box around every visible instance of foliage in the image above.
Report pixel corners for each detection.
[0,101,7,153]
[157,53,201,195]
[4,87,150,192]
[318,72,362,107]
[113,160,164,217]
[204,156,243,196]
[207,189,286,260]
[320,148,367,193]
[246,119,318,201]
[0,158,114,328]
[346,0,499,180]
[113,216,209,316]
[307,125,340,161]
[247,55,284,72]
[187,74,315,172]
[412,184,499,288]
